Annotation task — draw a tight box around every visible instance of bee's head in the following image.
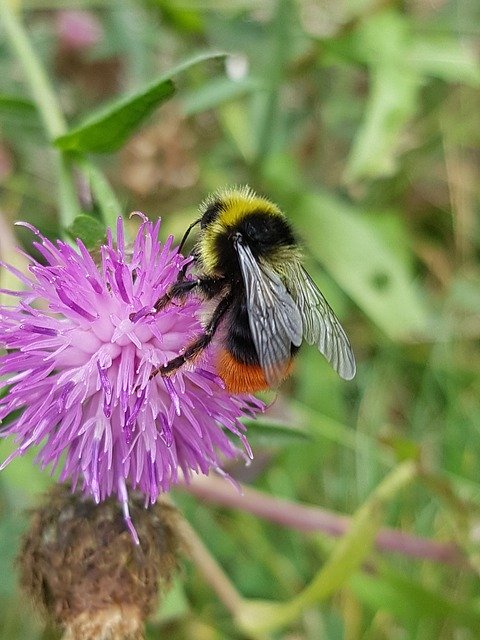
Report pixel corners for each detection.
[199,186,266,231]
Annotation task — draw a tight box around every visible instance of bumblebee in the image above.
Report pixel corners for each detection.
[152,187,356,393]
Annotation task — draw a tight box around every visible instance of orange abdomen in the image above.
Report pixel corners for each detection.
[217,349,293,393]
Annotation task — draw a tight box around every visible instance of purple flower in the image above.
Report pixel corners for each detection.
[0,216,262,541]
[56,10,103,52]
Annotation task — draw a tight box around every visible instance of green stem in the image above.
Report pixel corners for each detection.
[289,460,417,612]
[418,468,480,575]
[0,3,66,138]
[77,158,123,232]
[1,2,80,227]
[236,461,417,635]
[57,155,82,229]
[254,0,292,171]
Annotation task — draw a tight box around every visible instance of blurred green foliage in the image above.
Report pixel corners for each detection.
[1,0,480,638]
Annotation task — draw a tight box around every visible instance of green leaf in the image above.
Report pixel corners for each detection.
[344,65,421,182]
[55,79,174,153]
[0,94,36,114]
[241,418,310,447]
[55,52,225,153]
[347,9,411,66]
[219,100,256,162]
[298,192,430,340]
[0,94,41,132]
[339,10,480,183]
[342,11,422,182]
[182,76,260,116]
[153,0,204,33]
[408,37,480,87]
[66,215,107,250]
[349,569,480,630]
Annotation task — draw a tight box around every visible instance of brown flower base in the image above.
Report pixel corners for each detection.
[18,485,182,640]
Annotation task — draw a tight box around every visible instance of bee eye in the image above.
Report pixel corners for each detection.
[201,201,222,229]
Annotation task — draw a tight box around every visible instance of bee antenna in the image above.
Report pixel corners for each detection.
[178,218,201,255]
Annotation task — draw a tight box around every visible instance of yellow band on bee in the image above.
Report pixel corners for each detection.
[197,186,283,275]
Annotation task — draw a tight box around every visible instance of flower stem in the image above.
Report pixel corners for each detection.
[182,472,466,568]
[0,3,66,138]
[253,0,292,171]
[287,461,417,610]
[57,155,82,229]
[235,461,418,635]
[77,158,123,232]
[177,515,244,616]
[0,3,80,228]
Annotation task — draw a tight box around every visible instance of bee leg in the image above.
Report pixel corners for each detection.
[153,276,227,313]
[150,294,232,380]
[153,279,199,313]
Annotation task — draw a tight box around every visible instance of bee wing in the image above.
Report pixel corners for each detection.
[288,262,356,380]
[235,239,303,386]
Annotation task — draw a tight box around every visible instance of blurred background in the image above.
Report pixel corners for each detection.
[1,1,480,638]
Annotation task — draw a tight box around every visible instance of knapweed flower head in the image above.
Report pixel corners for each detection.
[0,216,262,540]
[19,485,182,639]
